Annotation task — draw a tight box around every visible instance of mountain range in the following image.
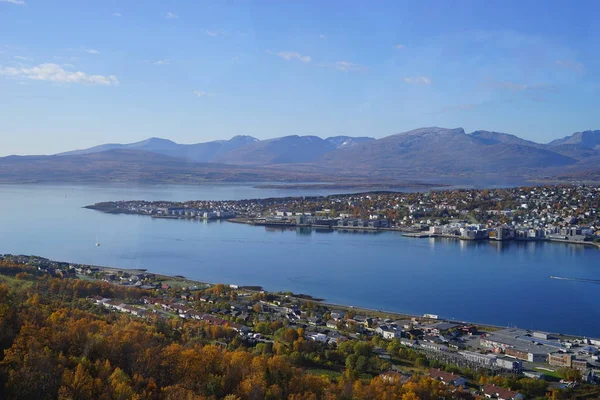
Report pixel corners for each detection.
[58,135,375,164]
[1,128,599,184]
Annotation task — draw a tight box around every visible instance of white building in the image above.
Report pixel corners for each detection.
[376,325,401,340]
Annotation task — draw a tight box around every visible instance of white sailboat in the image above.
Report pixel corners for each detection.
[95,235,100,247]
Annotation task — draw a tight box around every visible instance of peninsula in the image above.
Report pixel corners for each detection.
[85,184,600,248]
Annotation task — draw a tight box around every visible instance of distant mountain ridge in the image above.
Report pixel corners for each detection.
[319,127,578,174]
[3,127,598,184]
[212,135,375,165]
[470,130,544,148]
[58,135,374,164]
[58,135,261,163]
[548,130,600,149]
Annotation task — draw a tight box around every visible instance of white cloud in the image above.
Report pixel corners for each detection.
[335,61,366,72]
[268,51,311,63]
[113,12,122,17]
[556,59,584,74]
[404,76,432,85]
[14,55,32,61]
[0,63,118,86]
[395,44,406,49]
[205,30,225,37]
[319,34,326,40]
[84,48,100,55]
[154,59,170,65]
[193,90,209,97]
[166,12,178,19]
[0,0,26,5]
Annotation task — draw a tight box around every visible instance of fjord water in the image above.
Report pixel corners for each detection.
[1,184,599,337]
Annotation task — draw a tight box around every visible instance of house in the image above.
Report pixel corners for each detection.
[426,322,459,334]
[400,338,417,347]
[482,384,524,400]
[308,333,328,343]
[394,320,413,330]
[380,370,406,383]
[376,325,401,340]
[429,369,467,388]
[330,311,345,321]
[420,342,448,352]
[326,320,338,329]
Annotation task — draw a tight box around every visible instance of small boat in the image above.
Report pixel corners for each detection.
[95,242,100,247]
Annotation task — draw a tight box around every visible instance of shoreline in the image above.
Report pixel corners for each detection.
[84,264,595,337]
[9,253,594,338]
[230,218,600,248]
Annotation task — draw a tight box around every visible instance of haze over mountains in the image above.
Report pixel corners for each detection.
[2,128,600,184]
[58,135,375,164]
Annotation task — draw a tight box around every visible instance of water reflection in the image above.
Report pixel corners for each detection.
[334,229,384,236]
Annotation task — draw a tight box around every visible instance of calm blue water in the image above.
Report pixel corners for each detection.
[0,184,599,337]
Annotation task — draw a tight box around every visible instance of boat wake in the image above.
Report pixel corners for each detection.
[550,276,600,284]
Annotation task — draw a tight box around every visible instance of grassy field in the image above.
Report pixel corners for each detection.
[306,368,343,380]
[159,279,210,289]
[534,367,563,380]
[0,274,35,290]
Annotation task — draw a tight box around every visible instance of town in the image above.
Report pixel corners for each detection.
[87,184,600,247]
[4,252,600,399]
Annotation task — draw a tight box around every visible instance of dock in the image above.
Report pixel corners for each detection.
[401,232,433,238]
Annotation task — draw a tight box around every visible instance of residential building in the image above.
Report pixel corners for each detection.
[429,369,467,388]
[482,384,524,400]
[420,342,448,352]
[376,325,401,340]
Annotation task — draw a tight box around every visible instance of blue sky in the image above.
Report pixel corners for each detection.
[1,0,599,155]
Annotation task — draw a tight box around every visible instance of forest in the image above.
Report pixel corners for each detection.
[0,260,598,399]
[0,260,459,399]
